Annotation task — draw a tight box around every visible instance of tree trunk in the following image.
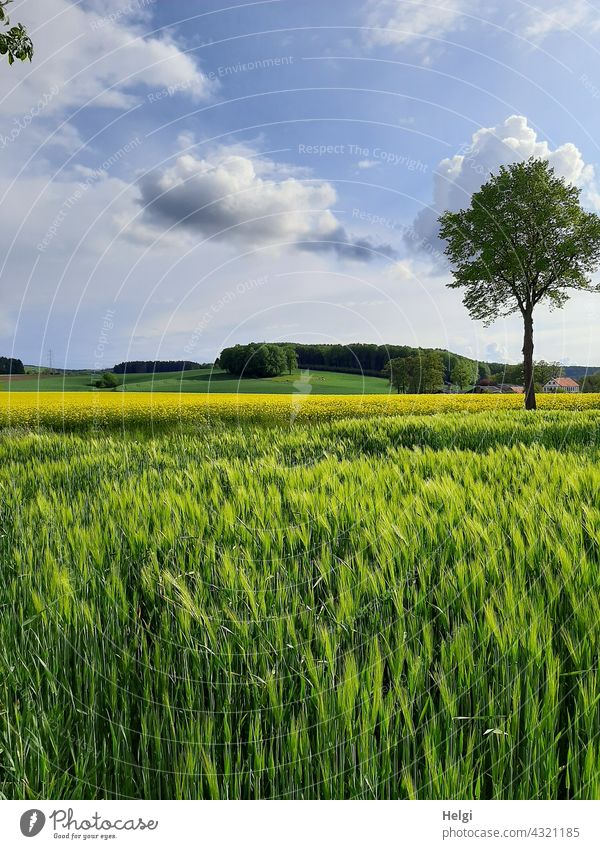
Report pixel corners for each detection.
[522,310,536,410]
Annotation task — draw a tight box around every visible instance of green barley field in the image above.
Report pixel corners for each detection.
[1,410,599,799]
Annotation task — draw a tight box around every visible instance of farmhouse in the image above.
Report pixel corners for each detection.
[543,377,580,393]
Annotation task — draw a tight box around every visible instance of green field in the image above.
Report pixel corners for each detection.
[1,368,392,394]
[0,373,98,392]
[1,409,599,799]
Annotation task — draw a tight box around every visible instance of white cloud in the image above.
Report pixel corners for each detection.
[485,342,508,363]
[364,1,599,49]
[133,147,395,261]
[408,114,599,255]
[0,0,215,119]
[386,260,414,280]
[522,1,600,41]
[364,0,470,51]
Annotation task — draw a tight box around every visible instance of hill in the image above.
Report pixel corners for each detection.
[274,342,494,381]
[0,368,392,395]
[273,344,600,384]
[6,350,600,394]
[560,365,600,380]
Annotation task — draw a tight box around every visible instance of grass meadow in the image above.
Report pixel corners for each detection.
[0,368,392,394]
[1,394,599,799]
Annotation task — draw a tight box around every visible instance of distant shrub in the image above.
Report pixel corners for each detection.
[94,372,120,389]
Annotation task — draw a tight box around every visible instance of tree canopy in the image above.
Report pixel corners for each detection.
[0,356,24,375]
[581,372,600,393]
[94,372,120,389]
[385,352,445,393]
[489,360,561,387]
[451,359,478,389]
[219,343,288,378]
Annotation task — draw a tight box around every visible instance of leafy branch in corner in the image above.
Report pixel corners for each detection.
[0,0,33,65]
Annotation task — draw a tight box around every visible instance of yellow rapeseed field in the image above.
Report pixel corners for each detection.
[1,390,600,428]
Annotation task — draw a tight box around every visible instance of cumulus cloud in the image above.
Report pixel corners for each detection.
[134,148,395,261]
[0,0,215,118]
[364,0,470,51]
[407,115,599,258]
[522,1,600,41]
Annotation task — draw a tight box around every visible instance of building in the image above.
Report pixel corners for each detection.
[497,384,524,394]
[543,377,580,393]
[470,383,523,394]
[470,385,501,394]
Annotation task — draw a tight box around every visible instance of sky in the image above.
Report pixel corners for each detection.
[3,0,600,368]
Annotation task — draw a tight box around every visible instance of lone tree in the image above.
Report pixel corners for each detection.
[385,352,444,393]
[451,359,477,389]
[0,1,33,65]
[439,157,600,409]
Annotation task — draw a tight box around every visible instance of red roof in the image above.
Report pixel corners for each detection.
[548,377,579,387]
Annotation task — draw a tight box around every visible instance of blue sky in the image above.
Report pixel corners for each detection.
[3,0,600,367]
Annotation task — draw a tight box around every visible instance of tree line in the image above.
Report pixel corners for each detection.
[218,344,484,391]
[580,373,600,392]
[274,342,493,380]
[487,360,560,389]
[113,360,206,374]
[0,356,24,375]
[218,342,489,388]
[217,342,599,394]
